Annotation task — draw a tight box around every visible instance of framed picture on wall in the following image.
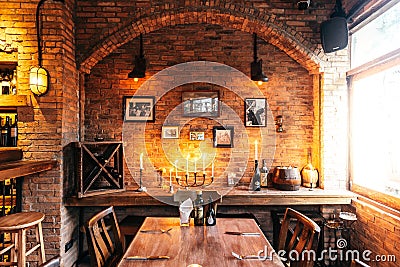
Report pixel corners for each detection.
[123,96,155,122]
[162,126,179,139]
[190,132,205,141]
[213,126,234,148]
[244,98,267,127]
[182,91,219,117]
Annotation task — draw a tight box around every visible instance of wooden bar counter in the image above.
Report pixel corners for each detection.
[64,187,355,207]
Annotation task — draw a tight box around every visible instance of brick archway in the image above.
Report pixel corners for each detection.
[78,2,324,74]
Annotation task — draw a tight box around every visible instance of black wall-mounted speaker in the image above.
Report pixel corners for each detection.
[320,17,349,53]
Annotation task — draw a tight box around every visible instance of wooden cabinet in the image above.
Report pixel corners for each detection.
[74,142,124,198]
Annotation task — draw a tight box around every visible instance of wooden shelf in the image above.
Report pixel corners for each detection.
[0,159,57,182]
[0,95,30,107]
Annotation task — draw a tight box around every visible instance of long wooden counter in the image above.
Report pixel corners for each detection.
[64,187,355,207]
[0,159,57,182]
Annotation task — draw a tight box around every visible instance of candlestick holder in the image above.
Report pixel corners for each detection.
[136,169,147,192]
[176,172,214,188]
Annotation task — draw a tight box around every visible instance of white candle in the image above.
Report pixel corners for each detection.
[186,155,189,175]
[175,160,178,177]
[202,155,205,174]
[169,168,172,185]
[194,159,197,173]
[212,161,214,177]
[255,140,258,161]
[140,153,143,170]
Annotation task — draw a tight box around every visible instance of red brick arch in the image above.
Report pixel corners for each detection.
[78,3,324,74]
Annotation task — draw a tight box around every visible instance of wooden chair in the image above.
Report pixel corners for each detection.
[277,208,321,267]
[351,259,370,267]
[39,255,60,267]
[85,206,123,267]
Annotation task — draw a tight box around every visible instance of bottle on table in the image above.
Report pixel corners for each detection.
[251,160,261,191]
[260,159,269,188]
[9,115,18,147]
[194,190,205,226]
[1,116,11,147]
[205,196,216,226]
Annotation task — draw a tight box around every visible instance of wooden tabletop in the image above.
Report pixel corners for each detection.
[118,217,285,267]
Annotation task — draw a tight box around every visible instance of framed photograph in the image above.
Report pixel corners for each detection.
[123,96,155,122]
[245,98,267,127]
[213,126,234,148]
[182,91,219,117]
[162,126,179,139]
[190,132,205,141]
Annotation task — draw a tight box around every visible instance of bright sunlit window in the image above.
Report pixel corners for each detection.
[349,1,400,202]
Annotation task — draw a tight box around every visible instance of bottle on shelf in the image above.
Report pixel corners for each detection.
[250,160,261,191]
[205,196,216,226]
[194,190,205,226]
[9,114,18,147]
[260,159,269,187]
[1,116,11,147]
[1,69,11,95]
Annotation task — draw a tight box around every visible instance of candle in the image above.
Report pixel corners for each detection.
[194,159,197,173]
[202,155,205,174]
[175,160,178,177]
[186,155,189,175]
[212,161,214,177]
[140,153,143,170]
[255,140,258,161]
[169,168,172,185]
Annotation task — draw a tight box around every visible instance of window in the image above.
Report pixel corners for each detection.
[349,1,400,208]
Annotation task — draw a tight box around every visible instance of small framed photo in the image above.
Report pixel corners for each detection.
[123,96,155,122]
[213,126,234,148]
[190,132,205,141]
[162,126,179,139]
[244,98,267,127]
[182,91,219,117]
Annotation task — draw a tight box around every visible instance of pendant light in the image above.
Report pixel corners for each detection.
[128,33,147,82]
[29,0,64,96]
[250,33,268,85]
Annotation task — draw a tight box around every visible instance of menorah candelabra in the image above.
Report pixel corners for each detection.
[176,172,214,188]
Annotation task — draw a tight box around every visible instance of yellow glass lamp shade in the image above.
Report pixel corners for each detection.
[30,66,49,96]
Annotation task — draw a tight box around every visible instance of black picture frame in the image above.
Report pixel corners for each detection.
[182,91,219,117]
[213,126,234,148]
[123,96,155,122]
[244,98,267,127]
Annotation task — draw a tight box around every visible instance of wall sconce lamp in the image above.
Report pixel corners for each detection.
[128,33,147,82]
[30,0,64,96]
[276,115,283,133]
[251,33,268,85]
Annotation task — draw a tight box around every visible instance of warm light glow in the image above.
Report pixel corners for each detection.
[257,81,263,86]
[29,66,49,96]
[134,77,139,82]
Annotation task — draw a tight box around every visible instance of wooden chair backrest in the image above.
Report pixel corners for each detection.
[85,206,124,267]
[277,208,321,267]
[39,256,60,267]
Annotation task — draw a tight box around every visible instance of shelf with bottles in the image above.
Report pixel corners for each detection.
[74,141,125,198]
[0,112,18,148]
[0,62,30,107]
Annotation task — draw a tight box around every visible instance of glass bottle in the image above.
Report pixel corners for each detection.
[251,160,261,191]
[260,159,269,187]
[194,190,205,226]
[1,116,11,147]
[9,114,18,147]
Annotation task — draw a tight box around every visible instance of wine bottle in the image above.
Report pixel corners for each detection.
[194,190,205,226]
[0,117,3,147]
[260,159,269,187]
[205,196,216,226]
[1,116,11,147]
[251,160,261,191]
[9,114,18,147]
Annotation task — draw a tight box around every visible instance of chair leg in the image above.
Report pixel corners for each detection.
[17,229,26,267]
[36,222,46,264]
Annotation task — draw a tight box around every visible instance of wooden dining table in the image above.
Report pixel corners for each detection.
[117,217,285,267]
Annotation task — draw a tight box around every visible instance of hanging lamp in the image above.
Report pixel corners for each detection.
[128,33,147,82]
[250,33,268,85]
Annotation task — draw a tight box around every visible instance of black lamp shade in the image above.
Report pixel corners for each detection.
[128,56,146,79]
[251,59,268,82]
